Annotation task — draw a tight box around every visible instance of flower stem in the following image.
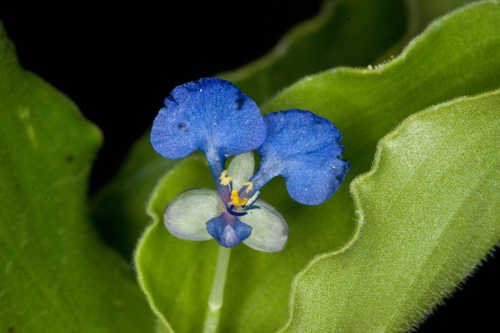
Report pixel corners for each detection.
[203,246,231,333]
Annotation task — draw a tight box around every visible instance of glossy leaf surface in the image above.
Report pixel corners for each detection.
[0,25,155,332]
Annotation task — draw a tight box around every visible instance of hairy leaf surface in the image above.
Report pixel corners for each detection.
[281,90,500,332]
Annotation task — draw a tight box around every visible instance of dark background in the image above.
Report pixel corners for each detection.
[1,2,498,332]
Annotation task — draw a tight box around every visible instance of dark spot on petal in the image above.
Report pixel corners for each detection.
[165,94,177,104]
[236,97,245,110]
[66,155,74,163]
[177,123,187,131]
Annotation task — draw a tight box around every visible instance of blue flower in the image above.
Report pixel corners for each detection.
[151,78,349,251]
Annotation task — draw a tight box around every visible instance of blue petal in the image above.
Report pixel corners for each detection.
[251,110,349,205]
[150,78,267,177]
[206,213,252,248]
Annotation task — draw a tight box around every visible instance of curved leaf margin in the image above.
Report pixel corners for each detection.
[279,89,500,332]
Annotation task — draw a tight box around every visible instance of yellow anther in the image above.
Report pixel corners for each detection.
[231,190,248,207]
[242,181,254,194]
[219,170,232,186]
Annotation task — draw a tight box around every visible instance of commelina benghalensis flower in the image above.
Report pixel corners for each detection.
[151,78,349,252]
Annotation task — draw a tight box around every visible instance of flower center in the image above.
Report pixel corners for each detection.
[230,189,248,207]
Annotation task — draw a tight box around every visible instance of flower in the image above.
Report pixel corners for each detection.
[151,78,349,252]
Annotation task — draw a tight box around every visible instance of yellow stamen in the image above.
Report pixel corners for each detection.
[231,190,248,207]
[242,181,254,194]
[219,170,232,186]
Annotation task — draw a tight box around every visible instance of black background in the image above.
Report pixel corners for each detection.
[1,1,498,332]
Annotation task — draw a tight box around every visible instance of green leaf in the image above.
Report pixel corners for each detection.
[136,2,500,332]
[376,0,478,63]
[137,158,215,333]
[0,25,155,332]
[410,0,477,30]
[281,89,500,332]
[220,0,406,104]
[92,0,408,257]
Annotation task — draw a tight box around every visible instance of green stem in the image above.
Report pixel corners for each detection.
[203,246,231,333]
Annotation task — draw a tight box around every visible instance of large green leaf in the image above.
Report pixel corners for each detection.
[220,0,406,104]
[410,0,476,30]
[281,90,500,332]
[137,158,215,333]
[375,0,477,63]
[0,25,155,332]
[92,0,408,257]
[135,2,500,332]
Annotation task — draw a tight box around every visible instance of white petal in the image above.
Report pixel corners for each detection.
[227,152,254,190]
[241,200,288,252]
[164,188,223,241]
